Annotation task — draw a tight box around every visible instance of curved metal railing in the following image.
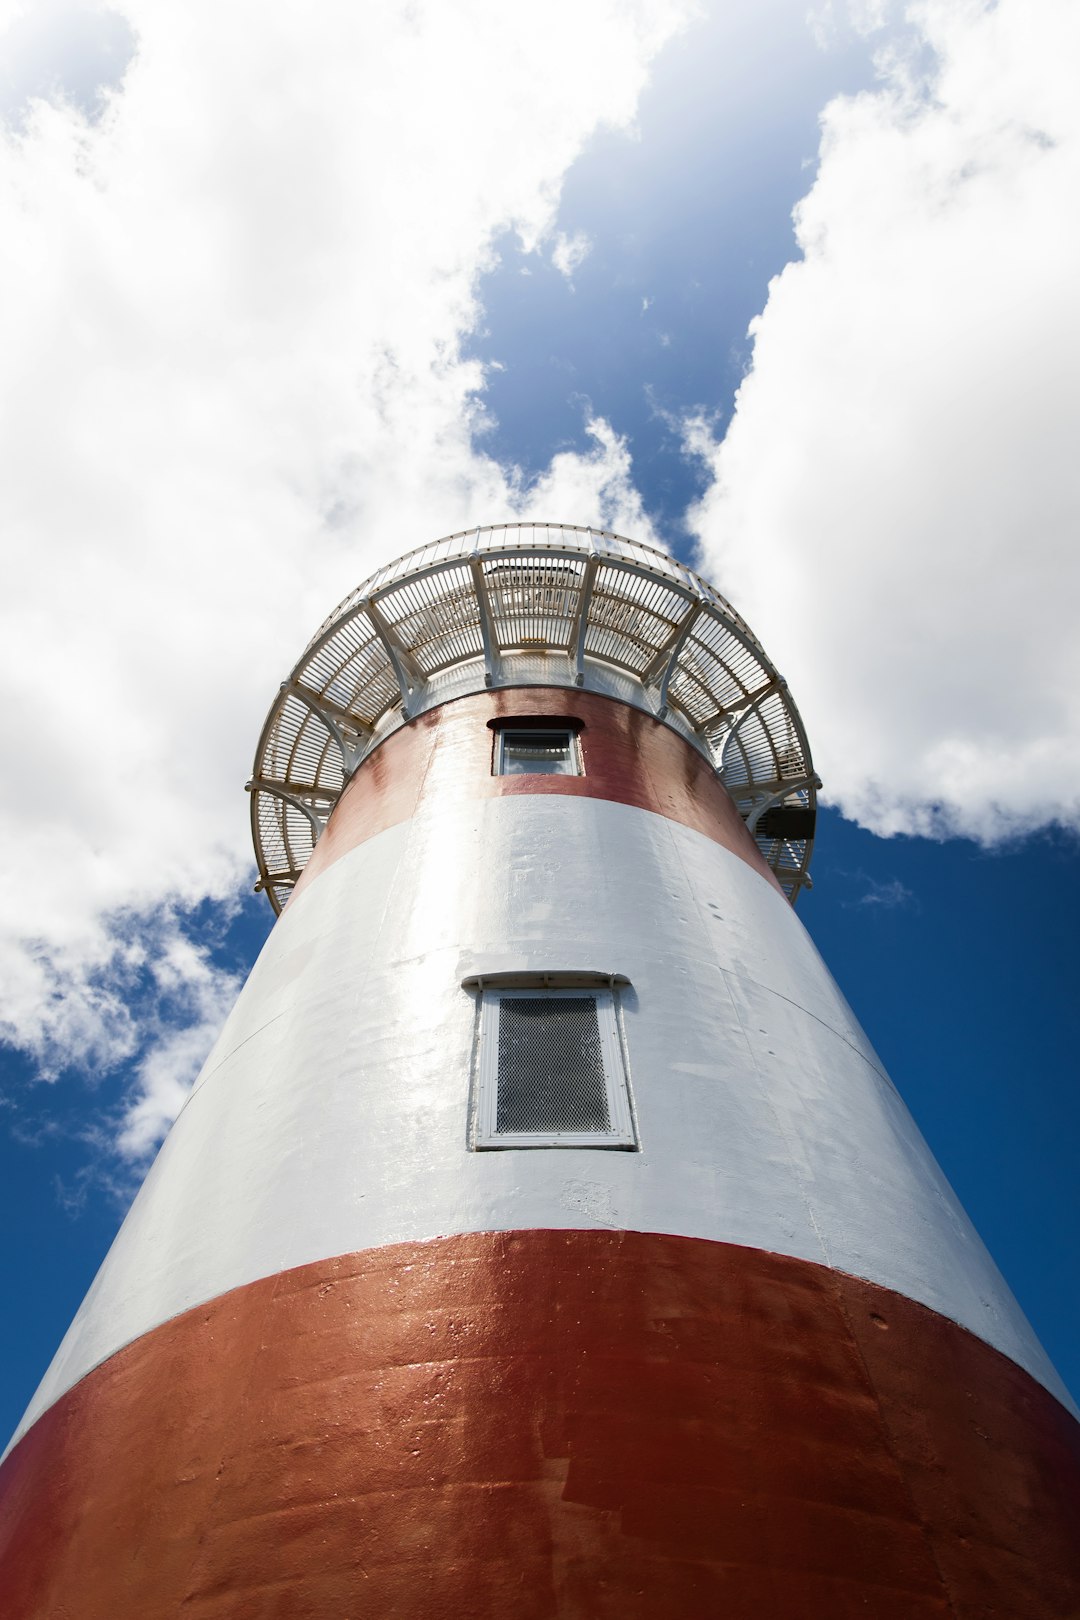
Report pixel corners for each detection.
[250,523,819,913]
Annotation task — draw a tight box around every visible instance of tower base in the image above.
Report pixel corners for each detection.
[2,1229,1078,1618]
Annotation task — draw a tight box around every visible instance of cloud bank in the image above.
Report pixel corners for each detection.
[0,0,690,1151]
[689,0,1080,841]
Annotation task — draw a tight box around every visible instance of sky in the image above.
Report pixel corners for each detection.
[1,0,1077,1445]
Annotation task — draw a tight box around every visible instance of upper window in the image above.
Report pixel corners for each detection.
[495,727,581,777]
[475,987,635,1149]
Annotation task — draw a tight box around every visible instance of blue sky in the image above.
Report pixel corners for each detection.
[1,0,1077,1446]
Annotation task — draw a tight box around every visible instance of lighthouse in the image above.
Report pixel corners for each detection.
[1,521,1077,1616]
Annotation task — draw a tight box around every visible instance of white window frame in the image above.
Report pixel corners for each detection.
[475,986,635,1149]
[494,726,582,777]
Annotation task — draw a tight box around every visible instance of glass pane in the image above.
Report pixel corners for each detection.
[500,730,576,775]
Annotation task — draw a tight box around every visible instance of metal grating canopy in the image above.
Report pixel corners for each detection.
[249,522,819,911]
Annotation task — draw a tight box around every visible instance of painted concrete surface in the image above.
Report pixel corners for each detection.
[292,686,786,904]
[3,1232,1079,1620]
[9,787,1073,1450]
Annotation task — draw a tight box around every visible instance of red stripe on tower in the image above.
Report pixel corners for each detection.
[4,1236,1079,1617]
[292,686,787,901]
[2,523,1077,1619]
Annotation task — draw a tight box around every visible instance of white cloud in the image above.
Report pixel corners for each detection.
[688,0,1080,842]
[0,0,135,126]
[845,873,915,911]
[551,229,592,282]
[807,0,893,51]
[114,935,242,1163]
[0,0,689,1147]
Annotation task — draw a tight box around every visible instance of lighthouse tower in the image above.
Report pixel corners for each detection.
[1,523,1077,1617]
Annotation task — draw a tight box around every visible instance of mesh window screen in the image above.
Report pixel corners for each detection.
[496,996,610,1133]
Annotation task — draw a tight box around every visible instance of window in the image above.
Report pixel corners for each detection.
[495,727,581,776]
[475,987,635,1149]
